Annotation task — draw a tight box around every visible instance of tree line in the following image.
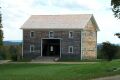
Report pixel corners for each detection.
[0,45,22,61]
[0,7,22,61]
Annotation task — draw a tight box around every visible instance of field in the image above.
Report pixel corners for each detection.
[0,61,120,80]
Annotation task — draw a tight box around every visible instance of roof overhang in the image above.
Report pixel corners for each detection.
[91,15,100,31]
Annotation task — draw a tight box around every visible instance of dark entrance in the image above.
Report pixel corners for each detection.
[42,39,60,57]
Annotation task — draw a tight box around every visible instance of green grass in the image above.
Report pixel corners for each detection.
[0,61,120,80]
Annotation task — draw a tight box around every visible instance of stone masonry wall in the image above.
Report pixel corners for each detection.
[81,20,97,59]
[23,30,81,59]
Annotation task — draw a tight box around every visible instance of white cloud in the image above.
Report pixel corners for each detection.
[76,0,101,10]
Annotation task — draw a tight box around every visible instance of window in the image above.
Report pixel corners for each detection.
[69,31,73,38]
[30,45,35,52]
[49,31,54,38]
[68,46,73,53]
[30,31,35,38]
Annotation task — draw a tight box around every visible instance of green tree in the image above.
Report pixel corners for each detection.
[0,7,4,59]
[101,42,118,61]
[115,33,120,38]
[0,7,3,46]
[111,1,120,39]
[111,0,120,19]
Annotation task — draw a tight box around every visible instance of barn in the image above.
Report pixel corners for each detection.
[21,14,100,60]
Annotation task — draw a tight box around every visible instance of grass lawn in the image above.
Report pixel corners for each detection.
[0,61,120,80]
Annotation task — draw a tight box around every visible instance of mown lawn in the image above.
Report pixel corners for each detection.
[0,61,120,80]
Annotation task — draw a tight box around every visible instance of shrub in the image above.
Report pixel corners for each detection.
[9,45,22,61]
[100,42,119,61]
[0,46,5,59]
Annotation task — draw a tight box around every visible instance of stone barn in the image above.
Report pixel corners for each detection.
[21,14,100,60]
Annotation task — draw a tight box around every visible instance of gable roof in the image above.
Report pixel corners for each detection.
[21,14,100,31]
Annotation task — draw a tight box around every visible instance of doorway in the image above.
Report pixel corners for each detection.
[42,39,60,57]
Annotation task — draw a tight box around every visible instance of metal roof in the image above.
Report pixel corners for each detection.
[21,14,99,31]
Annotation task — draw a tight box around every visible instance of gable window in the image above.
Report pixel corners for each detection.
[30,31,35,38]
[49,31,54,38]
[69,31,73,38]
[68,46,73,53]
[30,45,35,52]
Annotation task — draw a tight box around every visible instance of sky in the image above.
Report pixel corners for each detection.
[1,0,120,44]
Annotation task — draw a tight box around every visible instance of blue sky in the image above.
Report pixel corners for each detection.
[1,0,120,44]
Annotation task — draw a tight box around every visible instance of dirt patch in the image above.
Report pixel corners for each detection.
[93,75,120,80]
[0,60,11,64]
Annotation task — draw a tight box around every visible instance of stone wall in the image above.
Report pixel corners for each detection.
[81,20,97,59]
[23,30,81,59]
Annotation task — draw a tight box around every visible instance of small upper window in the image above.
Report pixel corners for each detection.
[49,31,54,38]
[30,31,35,38]
[30,45,35,52]
[68,46,73,53]
[69,31,73,38]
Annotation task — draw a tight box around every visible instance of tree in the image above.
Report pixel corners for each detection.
[0,7,3,46]
[0,7,4,60]
[101,42,118,61]
[111,0,120,19]
[115,33,120,38]
[111,1,120,39]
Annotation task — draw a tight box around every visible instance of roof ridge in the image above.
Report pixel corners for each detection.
[31,14,93,16]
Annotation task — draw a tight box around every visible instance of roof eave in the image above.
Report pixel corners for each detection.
[20,28,84,30]
[91,15,100,31]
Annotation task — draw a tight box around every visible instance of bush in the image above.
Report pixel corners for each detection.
[100,42,119,61]
[0,46,5,59]
[0,45,22,61]
[9,45,22,61]
[114,46,120,59]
